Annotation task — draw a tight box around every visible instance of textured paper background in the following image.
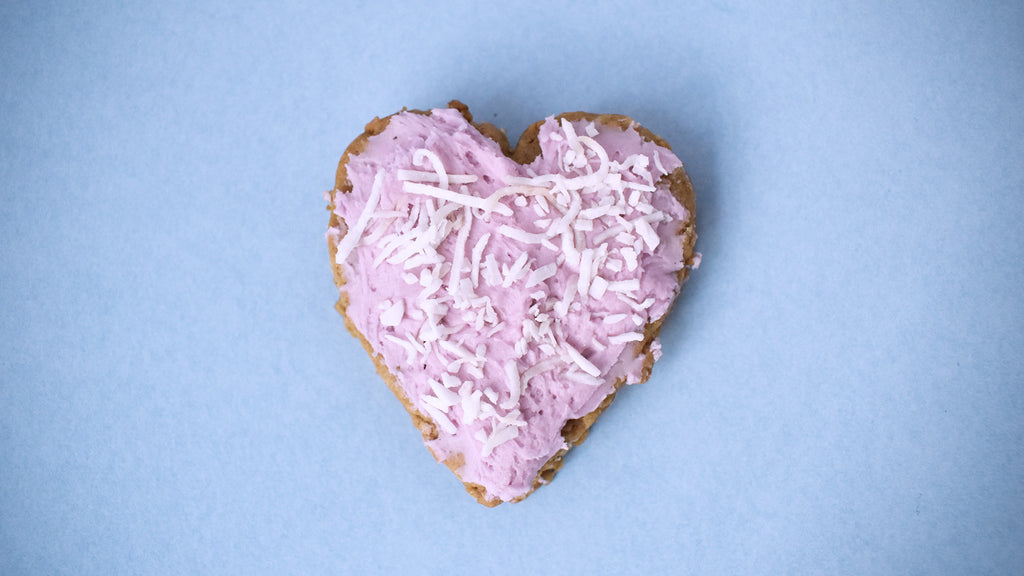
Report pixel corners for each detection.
[2,1,1022,574]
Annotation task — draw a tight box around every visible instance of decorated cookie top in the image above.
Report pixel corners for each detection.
[329,106,694,503]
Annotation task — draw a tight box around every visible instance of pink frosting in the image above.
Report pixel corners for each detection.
[330,107,692,503]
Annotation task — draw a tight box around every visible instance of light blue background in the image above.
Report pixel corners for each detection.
[2,1,1022,574]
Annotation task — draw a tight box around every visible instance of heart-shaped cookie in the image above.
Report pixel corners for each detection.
[327,101,697,505]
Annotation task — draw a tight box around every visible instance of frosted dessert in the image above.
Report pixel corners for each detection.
[327,101,697,505]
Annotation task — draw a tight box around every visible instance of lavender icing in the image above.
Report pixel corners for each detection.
[329,107,692,503]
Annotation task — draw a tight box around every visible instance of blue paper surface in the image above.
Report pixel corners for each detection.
[2,1,1022,574]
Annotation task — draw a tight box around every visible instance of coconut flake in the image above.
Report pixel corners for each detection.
[625,181,657,194]
[621,247,639,271]
[422,403,457,435]
[481,422,520,457]
[441,373,461,389]
[535,194,550,214]
[422,394,452,412]
[591,275,611,299]
[653,149,667,176]
[564,370,603,386]
[501,361,522,409]
[412,149,451,191]
[429,378,460,406]
[609,332,644,344]
[447,207,473,297]
[579,205,610,220]
[554,274,577,317]
[498,225,556,249]
[521,357,562,386]
[380,300,405,327]
[592,224,627,246]
[633,216,660,251]
[396,169,478,185]
[563,342,601,377]
[483,388,498,404]
[362,216,396,246]
[403,182,513,216]
[503,253,530,287]
[577,248,595,298]
[514,337,528,357]
[607,279,640,293]
[439,340,474,361]
[334,171,384,265]
[384,334,416,359]
[461,389,483,424]
[561,118,582,153]
[562,135,610,190]
[526,263,558,287]
[485,321,506,337]
[482,254,502,287]
[466,232,491,288]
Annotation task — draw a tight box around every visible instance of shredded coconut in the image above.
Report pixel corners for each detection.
[333,113,692,491]
[334,171,384,265]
